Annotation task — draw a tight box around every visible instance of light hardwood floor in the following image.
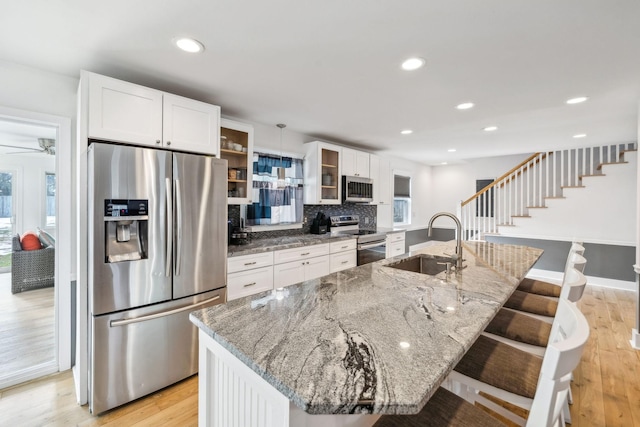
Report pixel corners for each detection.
[0,284,637,427]
[0,272,55,382]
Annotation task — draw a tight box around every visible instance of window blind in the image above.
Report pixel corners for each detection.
[394,175,411,198]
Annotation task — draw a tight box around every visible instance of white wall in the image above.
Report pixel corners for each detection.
[0,154,56,234]
[429,153,531,227]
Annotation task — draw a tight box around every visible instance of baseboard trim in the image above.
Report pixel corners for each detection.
[631,329,640,350]
[527,268,637,291]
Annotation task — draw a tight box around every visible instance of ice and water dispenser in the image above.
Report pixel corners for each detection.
[104,199,149,263]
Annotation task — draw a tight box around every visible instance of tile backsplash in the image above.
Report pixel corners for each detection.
[227,203,377,241]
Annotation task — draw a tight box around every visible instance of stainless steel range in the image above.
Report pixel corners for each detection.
[330,215,387,265]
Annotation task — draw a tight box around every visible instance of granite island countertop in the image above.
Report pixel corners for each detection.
[190,241,542,415]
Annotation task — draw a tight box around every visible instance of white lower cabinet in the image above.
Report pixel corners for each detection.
[329,239,357,273]
[273,256,331,288]
[227,266,274,301]
[227,252,274,301]
[227,239,357,299]
[386,232,406,258]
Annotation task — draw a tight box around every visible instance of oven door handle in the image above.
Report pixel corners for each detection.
[358,241,387,250]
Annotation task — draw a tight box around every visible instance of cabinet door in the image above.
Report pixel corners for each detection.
[221,118,253,205]
[370,154,391,204]
[88,73,163,146]
[273,260,306,288]
[163,94,220,155]
[227,266,274,301]
[387,241,406,258]
[304,141,341,205]
[342,148,369,178]
[304,255,330,281]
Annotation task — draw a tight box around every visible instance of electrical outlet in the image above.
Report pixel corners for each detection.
[304,216,308,224]
[364,217,370,224]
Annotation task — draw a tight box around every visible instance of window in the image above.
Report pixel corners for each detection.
[244,153,304,228]
[393,174,411,225]
[45,172,56,227]
[475,179,494,217]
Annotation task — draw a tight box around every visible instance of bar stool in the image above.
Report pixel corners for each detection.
[503,252,586,320]
[374,298,590,427]
[484,267,588,356]
[516,242,585,298]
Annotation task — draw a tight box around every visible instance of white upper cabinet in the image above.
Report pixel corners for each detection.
[220,118,254,205]
[369,154,392,205]
[162,93,220,155]
[88,73,163,147]
[87,72,219,155]
[304,141,342,205]
[341,147,370,178]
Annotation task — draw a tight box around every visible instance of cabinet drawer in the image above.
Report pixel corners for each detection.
[274,243,330,264]
[305,255,331,281]
[330,239,357,253]
[387,232,406,243]
[228,251,274,274]
[388,241,406,258]
[330,250,357,273]
[227,266,274,301]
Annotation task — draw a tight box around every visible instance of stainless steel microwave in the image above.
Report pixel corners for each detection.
[342,175,373,203]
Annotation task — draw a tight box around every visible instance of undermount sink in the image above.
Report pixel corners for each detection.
[385,254,455,276]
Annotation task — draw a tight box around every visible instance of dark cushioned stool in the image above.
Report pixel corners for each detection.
[485,308,552,348]
[504,290,558,318]
[373,387,504,427]
[517,277,561,297]
[454,335,542,399]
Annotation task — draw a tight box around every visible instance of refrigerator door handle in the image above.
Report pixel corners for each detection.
[109,295,221,327]
[175,178,183,276]
[165,177,172,277]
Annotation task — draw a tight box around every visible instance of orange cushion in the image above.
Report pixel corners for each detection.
[21,231,43,251]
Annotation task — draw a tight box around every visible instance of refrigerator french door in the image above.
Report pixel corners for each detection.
[88,142,227,414]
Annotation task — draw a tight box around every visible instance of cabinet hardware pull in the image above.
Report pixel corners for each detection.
[167,140,171,146]
[244,261,257,266]
[243,282,257,287]
[341,260,349,264]
[341,245,348,249]
[301,252,310,256]
[156,139,161,144]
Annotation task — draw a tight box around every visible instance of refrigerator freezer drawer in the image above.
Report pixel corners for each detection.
[90,288,225,414]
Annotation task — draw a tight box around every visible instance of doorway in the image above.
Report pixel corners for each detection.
[0,107,71,389]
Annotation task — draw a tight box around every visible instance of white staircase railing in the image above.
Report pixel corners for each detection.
[458,142,637,241]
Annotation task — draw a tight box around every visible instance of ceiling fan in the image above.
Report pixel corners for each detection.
[0,138,56,155]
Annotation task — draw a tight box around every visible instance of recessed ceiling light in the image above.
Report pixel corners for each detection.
[448,148,456,152]
[566,96,588,105]
[483,126,498,132]
[573,133,587,139]
[401,57,426,71]
[456,102,474,110]
[400,129,413,135]
[441,162,448,165]
[174,37,204,53]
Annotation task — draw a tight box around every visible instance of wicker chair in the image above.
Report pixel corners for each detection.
[11,234,55,294]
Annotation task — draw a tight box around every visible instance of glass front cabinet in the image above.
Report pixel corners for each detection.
[304,141,341,205]
[220,118,253,205]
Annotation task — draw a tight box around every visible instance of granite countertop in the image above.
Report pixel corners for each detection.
[191,241,542,415]
[227,233,357,257]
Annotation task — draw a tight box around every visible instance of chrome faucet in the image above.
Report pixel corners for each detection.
[427,212,464,270]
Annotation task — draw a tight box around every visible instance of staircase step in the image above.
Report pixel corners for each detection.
[560,185,585,189]
[597,161,628,171]
[579,174,605,179]
[526,206,547,209]
[497,223,515,227]
[544,196,566,199]
[511,215,531,218]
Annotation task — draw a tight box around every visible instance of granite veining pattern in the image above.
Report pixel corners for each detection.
[190,241,543,415]
[227,233,357,257]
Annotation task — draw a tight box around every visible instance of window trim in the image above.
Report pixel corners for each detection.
[393,170,412,226]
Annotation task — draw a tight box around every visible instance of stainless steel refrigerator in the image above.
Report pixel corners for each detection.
[88,142,227,414]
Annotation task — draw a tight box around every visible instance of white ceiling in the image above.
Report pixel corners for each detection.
[1,0,639,165]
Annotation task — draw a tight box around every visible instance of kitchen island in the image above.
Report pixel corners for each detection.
[190,241,542,427]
